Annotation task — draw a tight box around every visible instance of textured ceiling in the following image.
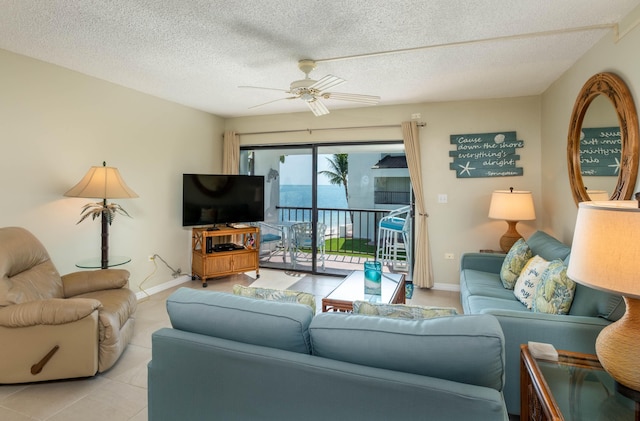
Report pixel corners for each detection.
[1,0,639,118]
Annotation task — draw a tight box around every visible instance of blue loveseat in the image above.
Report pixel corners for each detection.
[148,288,508,420]
[460,230,625,415]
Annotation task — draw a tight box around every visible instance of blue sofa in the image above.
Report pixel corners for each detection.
[460,230,625,415]
[148,288,508,420]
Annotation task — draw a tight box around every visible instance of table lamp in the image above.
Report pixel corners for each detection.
[488,188,536,252]
[64,162,138,269]
[567,199,640,395]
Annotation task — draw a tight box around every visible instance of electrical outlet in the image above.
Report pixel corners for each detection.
[148,255,155,261]
[444,253,454,260]
[411,113,421,119]
[438,194,448,204]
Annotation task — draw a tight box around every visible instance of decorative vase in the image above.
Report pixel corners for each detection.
[405,281,414,299]
[364,261,382,295]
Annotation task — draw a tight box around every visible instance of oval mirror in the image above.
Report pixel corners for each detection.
[567,72,639,205]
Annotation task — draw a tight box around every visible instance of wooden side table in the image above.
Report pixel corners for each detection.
[520,344,638,420]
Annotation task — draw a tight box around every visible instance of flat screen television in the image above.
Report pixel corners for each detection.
[182,174,265,227]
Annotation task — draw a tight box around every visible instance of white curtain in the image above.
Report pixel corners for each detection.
[402,121,434,288]
[222,131,239,175]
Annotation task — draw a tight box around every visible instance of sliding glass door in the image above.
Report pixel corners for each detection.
[241,141,411,276]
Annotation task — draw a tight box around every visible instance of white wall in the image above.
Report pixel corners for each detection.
[0,49,225,293]
[226,97,542,289]
[541,5,640,243]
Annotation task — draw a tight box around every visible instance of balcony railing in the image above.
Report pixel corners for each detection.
[276,206,392,256]
[374,190,411,205]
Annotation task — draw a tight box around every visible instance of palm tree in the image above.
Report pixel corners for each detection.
[319,154,349,202]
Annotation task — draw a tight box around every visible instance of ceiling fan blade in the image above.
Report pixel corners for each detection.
[239,85,290,93]
[309,74,345,93]
[323,92,380,104]
[249,96,297,109]
[307,99,330,116]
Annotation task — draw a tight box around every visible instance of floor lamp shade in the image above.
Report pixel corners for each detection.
[64,164,138,199]
[64,162,138,269]
[488,189,536,252]
[567,200,640,392]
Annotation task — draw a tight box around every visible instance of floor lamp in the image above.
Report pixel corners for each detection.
[64,162,138,269]
[488,188,536,252]
[567,199,640,397]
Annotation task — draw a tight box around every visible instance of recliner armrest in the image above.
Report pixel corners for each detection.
[0,298,101,327]
[62,269,129,298]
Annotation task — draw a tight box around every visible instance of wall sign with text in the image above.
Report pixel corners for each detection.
[449,131,524,178]
[580,126,621,176]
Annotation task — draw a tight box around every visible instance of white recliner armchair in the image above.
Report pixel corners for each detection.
[0,227,137,384]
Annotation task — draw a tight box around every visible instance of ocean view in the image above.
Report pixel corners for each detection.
[279,184,350,228]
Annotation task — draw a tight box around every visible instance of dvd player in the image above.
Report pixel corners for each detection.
[211,243,244,252]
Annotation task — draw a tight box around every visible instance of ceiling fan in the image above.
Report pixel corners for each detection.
[239,59,380,116]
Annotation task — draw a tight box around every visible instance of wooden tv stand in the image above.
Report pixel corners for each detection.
[191,226,260,287]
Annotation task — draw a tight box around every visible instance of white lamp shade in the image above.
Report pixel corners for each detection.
[567,200,640,299]
[488,190,536,221]
[64,165,138,199]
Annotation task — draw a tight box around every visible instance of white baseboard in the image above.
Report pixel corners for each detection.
[431,282,461,292]
[136,275,192,300]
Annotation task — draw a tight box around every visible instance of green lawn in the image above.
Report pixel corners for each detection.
[325,237,377,257]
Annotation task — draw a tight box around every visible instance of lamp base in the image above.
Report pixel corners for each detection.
[499,220,522,253]
[596,296,640,392]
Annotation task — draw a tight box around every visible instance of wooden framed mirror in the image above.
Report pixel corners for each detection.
[567,72,639,205]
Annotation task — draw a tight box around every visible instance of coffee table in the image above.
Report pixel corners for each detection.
[321,270,405,312]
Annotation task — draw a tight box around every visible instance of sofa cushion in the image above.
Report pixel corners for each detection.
[309,313,505,391]
[352,301,458,319]
[532,260,576,315]
[513,256,550,309]
[166,288,313,354]
[232,284,316,313]
[499,239,532,289]
[461,270,517,301]
[526,231,571,262]
[466,295,529,314]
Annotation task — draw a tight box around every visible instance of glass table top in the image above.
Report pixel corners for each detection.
[325,270,403,304]
[536,353,636,420]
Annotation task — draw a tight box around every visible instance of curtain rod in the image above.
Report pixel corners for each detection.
[234,122,425,136]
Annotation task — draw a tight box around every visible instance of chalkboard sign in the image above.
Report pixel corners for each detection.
[580,126,621,176]
[449,131,524,178]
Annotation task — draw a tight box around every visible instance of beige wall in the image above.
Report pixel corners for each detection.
[0,49,224,293]
[2,3,638,293]
[226,97,542,289]
[541,5,640,244]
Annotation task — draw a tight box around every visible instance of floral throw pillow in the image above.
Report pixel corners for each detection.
[232,284,316,313]
[532,260,577,315]
[514,255,550,309]
[499,238,533,289]
[352,301,458,319]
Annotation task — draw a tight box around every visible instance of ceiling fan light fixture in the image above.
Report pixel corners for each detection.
[299,90,316,102]
[242,58,379,116]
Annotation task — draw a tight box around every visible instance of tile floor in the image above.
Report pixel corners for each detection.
[0,269,462,421]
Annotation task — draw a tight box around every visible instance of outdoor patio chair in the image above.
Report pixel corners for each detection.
[289,222,326,270]
[257,222,286,262]
[376,205,411,271]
